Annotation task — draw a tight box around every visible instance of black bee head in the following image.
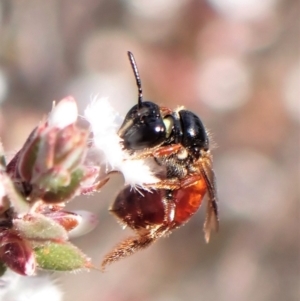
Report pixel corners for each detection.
[119,52,209,156]
[119,52,166,150]
[118,101,166,150]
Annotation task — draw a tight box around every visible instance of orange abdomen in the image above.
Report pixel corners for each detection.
[172,178,207,227]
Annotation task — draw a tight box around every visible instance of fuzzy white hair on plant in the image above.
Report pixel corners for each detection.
[85,96,159,189]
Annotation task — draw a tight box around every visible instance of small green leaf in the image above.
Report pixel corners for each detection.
[34,242,90,271]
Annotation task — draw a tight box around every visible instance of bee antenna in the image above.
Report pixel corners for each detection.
[127,51,143,108]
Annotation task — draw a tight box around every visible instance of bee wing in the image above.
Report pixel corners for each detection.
[199,153,219,243]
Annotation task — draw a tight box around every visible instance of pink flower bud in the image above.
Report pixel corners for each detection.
[9,97,91,203]
[30,126,88,187]
[68,210,98,238]
[44,210,82,232]
[0,230,36,276]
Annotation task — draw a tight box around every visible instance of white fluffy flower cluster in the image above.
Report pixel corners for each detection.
[85,97,159,189]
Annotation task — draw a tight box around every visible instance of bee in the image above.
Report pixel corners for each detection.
[102,52,219,269]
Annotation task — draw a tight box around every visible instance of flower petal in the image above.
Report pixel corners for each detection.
[68,210,98,238]
[48,96,78,128]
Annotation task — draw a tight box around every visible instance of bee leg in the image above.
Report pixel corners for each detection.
[180,174,204,188]
[130,144,183,160]
[101,234,155,271]
[163,193,176,224]
[144,174,204,191]
[143,179,181,190]
[152,144,182,157]
[80,177,110,194]
[101,224,170,271]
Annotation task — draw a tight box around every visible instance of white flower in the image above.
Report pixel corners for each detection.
[85,97,159,189]
[48,96,78,128]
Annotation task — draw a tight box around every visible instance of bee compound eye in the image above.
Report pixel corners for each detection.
[119,101,166,150]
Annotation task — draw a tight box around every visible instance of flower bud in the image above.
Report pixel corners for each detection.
[34,241,91,272]
[0,230,36,276]
[68,210,98,238]
[14,97,90,203]
[44,210,82,232]
[13,213,68,241]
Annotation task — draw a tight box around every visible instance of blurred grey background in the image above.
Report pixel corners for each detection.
[0,0,299,300]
